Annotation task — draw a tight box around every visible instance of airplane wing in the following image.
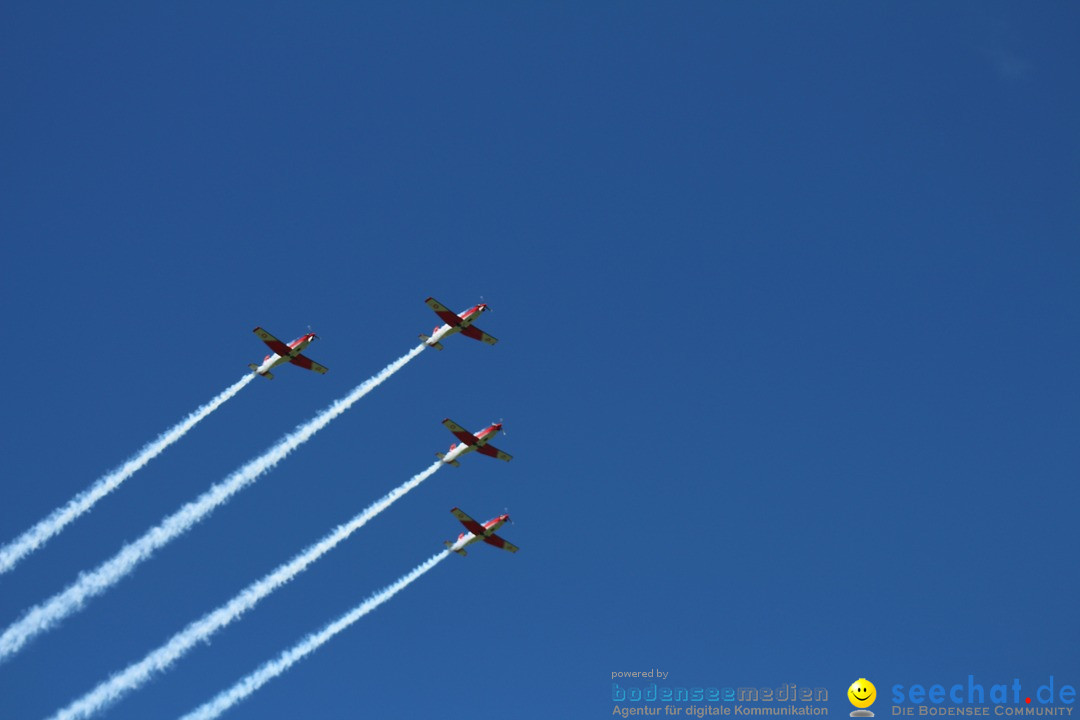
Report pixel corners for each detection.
[425,297,462,327]
[253,327,293,357]
[482,534,519,553]
[289,354,328,374]
[451,507,488,537]
[460,325,499,346]
[476,444,513,462]
[442,418,479,446]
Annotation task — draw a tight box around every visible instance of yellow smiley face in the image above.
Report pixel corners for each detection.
[848,679,876,708]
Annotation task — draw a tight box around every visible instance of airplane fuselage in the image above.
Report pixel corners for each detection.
[448,515,509,555]
[423,304,487,348]
[254,334,316,376]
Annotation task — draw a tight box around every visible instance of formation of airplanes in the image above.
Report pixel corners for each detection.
[249,297,519,557]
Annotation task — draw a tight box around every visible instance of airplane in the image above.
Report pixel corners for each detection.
[248,327,328,380]
[436,418,513,467]
[419,297,498,350]
[445,507,519,556]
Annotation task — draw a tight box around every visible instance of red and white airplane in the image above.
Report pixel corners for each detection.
[419,297,498,350]
[436,418,513,467]
[445,507,519,556]
[248,327,328,380]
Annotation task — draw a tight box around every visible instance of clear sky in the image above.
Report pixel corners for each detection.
[1,3,1077,719]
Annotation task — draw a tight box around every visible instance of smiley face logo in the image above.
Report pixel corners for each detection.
[848,679,876,709]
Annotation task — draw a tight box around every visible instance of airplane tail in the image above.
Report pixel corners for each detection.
[444,540,466,557]
[435,453,460,468]
[418,334,444,351]
[248,364,273,380]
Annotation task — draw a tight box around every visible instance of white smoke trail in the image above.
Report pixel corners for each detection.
[0,374,255,577]
[0,344,426,663]
[179,550,450,720]
[47,460,443,720]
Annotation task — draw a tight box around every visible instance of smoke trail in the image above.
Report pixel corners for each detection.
[47,461,443,720]
[0,374,255,577]
[180,550,450,720]
[0,344,425,663]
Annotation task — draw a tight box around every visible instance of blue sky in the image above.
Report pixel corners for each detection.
[1,3,1077,718]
